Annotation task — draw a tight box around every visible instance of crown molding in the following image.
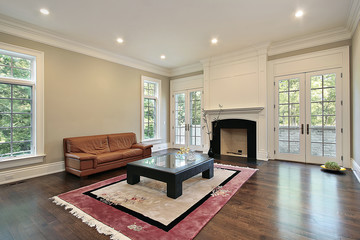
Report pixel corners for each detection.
[268,27,352,56]
[170,62,203,77]
[347,0,360,35]
[0,17,171,77]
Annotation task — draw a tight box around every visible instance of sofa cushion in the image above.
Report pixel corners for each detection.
[117,148,143,158]
[96,151,124,164]
[96,149,142,164]
[108,133,137,152]
[67,135,110,155]
[131,143,153,150]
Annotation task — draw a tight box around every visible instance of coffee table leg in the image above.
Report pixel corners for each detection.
[202,161,214,179]
[167,179,182,199]
[127,172,140,184]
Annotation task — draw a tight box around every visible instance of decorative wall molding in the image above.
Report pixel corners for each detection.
[170,62,203,77]
[204,107,264,114]
[352,158,360,183]
[347,0,360,35]
[268,27,352,56]
[170,74,203,91]
[0,16,171,77]
[201,43,270,67]
[0,161,65,185]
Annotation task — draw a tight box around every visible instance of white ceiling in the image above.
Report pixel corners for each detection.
[0,0,356,70]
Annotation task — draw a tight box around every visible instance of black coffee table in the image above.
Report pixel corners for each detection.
[127,153,214,199]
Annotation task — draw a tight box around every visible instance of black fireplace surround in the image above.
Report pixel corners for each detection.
[212,119,256,159]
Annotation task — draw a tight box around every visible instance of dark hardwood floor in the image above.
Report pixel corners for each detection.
[1,149,359,240]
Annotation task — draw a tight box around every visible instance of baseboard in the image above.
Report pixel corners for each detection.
[152,142,170,152]
[0,161,65,185]
[352,158,360,183]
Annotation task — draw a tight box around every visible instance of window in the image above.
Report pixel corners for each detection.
[0,83,33,158]
[0,42,44,168]
[141,76,161,141]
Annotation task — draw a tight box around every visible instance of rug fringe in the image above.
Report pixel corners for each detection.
[215,162,259,170]
[50,196,130,240]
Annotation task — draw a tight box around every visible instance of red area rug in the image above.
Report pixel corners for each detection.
[51,164,257,240]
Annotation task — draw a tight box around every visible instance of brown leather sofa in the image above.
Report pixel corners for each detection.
[63,132,152,177]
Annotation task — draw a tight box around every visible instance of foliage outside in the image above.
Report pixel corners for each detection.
[0,54,31,80]
[0,83,32,158]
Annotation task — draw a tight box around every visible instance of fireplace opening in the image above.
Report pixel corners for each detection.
[220,129,248,157]
[212,119,256,159]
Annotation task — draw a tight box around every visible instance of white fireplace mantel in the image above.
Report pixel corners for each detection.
[202,106,267,161]
[204,106,264,115]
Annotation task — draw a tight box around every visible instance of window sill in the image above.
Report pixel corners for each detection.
[0,154,46,170]
[141,138,162,145]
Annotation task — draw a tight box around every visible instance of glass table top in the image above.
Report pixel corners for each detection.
[127,153,213,173]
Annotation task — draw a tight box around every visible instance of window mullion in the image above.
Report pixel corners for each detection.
[10,84,13,157]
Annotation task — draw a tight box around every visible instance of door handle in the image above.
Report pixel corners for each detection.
[307,124,309,135]
[301,124,304,134]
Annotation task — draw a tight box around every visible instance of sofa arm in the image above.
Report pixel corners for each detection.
[131,143,153,150]
[65,152,97,160]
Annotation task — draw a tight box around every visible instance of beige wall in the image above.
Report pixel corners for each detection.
[0,32,170,170]
[352,23,360,166]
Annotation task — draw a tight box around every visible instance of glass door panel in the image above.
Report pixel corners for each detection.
[174,92,186,147]
[306,70,342,164]
[189,91,202,149]
[275,75,305,162]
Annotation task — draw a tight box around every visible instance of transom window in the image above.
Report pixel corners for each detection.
[141,76,161,141]
[0,54,32,80]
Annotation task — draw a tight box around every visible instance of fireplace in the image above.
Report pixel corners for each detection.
[212,119,257,159]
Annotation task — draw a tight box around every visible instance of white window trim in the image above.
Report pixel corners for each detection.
[141,75,161,143]
[0,42,45,169]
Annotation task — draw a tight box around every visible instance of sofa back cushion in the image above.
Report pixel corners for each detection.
[108,132,137,152]
[66,135,110,155]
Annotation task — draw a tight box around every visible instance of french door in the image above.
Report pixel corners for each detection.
[173,89,203,151]
[275,68,342,165]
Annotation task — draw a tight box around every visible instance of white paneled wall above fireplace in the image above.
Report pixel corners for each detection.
[201,45,269,160]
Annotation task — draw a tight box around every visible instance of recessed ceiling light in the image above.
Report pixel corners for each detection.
[160,55,166,60]
[40,8,49,15]
[295,10,304,18]
[211,38,218,44]
[116,38,124,44]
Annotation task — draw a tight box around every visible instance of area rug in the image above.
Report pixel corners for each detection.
[51,163,257,240]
